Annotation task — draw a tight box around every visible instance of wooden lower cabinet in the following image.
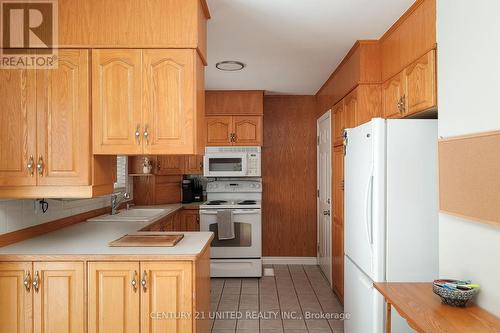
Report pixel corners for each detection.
[184,155,203,175]
[141,262,193,333]
[181,210,200,232]
[0,262,32,333]
[332,223,344,301]
[0,261,84,333]
[88,262,140,333]
[89,261,193,333]
[34,262,85,333]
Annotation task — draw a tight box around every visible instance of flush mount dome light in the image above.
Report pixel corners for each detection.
[216,61,245,71]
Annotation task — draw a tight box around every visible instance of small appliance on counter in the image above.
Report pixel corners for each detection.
[182,176,204,203]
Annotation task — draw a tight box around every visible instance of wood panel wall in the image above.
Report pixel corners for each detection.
[263,96,317,257]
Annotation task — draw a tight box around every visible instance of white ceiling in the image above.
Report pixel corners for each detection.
[206,0,414,95]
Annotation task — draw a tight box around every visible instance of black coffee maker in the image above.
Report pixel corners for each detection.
[182,177,203,203]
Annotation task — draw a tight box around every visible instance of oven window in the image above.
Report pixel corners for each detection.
[209,222,252,247]
[209,158,243,172]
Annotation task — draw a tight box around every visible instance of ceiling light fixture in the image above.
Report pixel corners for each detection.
[216,61,246,71]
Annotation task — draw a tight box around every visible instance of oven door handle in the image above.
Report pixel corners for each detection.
[200,209,260,215]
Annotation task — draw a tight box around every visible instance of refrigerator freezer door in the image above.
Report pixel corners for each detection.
[344,255,384,333]
[345,121,376,280]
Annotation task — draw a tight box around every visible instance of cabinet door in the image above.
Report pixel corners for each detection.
[156,156,185,175]
[332,145,344,301]
[356,85,382,126]
[205,116,232,146]
[344,90,358,129]
[184,155,203,175]
[182,211,200,231]
[88,262,140,333]
[92,50,143,155]
[140,262,193,333]
[143,50,195,154]
[332,100,345,147]
[233,116,263,146]
[405,50,437,116]
[333,222,344,301]
[0,68,36,186]
[36,50,90,186]
[33,262,84,333]
[0,262,33,333]
[382,72,405,119]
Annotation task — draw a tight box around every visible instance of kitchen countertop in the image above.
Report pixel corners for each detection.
[0,203,212,259]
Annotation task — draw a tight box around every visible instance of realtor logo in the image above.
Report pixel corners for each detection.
[1,0,58,68]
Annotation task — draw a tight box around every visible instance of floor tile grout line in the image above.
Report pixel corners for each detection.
[273,264,286,333]
[288,265,317,333]
[211,278,226,333]
[303,266,340,332]
[235,279,242,333]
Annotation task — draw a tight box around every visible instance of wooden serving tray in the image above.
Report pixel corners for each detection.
[109,233,184,247]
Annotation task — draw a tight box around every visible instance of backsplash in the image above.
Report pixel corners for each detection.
[0,197,111,235]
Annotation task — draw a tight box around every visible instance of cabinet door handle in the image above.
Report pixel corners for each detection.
[32,271,40,292]
[401,94,406,113]
[23,271,31,292]
[36,156,44,176]
[135,125,141,144]
[141,270,147,291]
[27,155,34,176]
[144,126,149,145]
[131,270,138,292]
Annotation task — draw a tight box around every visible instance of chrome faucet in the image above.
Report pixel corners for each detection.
[111,192,130,215]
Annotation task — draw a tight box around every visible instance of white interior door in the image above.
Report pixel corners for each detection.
[317,111,332,283]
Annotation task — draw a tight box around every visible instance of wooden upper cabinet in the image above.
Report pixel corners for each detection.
[143,50,195,154]
[404,50,437,116]
[88,262,140,333]
[343,90,358,130]
[205,116,232,146]
[36,50,90,186]
[92,49,143,155]
[184,155,203,175]
[206,90,264,115]
[157,155,185,175]
[233,116,263,145]
[332,100,345,147]
[354,85,382,126]
[380,0,436,81]
[140,262,193,333]
[57,0,210,63]
[0,68,36,187]
[0,262,33,333]
[33,262,84,333]
[382,72,405,119]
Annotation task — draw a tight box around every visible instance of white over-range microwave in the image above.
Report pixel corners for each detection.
[203,146,261,177]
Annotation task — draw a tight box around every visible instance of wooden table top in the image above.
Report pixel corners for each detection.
[374,283,500,333]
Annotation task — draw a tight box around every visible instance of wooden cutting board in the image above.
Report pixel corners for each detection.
[109,233,184,247]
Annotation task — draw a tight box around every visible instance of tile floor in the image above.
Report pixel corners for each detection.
[210,265,344,333]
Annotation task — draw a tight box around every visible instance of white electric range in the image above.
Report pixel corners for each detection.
[200,179,262,277]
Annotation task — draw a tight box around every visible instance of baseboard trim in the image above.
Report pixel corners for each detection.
[262,257,318,265]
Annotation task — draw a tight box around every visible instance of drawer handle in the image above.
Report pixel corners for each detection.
[141,270,147,291]
[23,271,31,292]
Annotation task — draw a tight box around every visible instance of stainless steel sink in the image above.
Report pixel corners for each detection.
[88,208,172,222]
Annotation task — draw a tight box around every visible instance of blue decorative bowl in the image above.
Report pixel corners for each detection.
[432,284,479,307]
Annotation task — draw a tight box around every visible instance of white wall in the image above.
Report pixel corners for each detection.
[437,0,500,315]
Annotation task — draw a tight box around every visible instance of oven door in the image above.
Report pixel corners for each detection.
[203,153,248,177]
[200,209,261,258]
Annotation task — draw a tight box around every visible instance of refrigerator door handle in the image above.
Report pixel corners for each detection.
[364,165,374,245]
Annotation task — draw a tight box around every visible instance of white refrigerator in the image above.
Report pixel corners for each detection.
[343,118,438,333]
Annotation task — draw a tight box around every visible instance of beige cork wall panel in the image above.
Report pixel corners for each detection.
[438,130,500,227]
